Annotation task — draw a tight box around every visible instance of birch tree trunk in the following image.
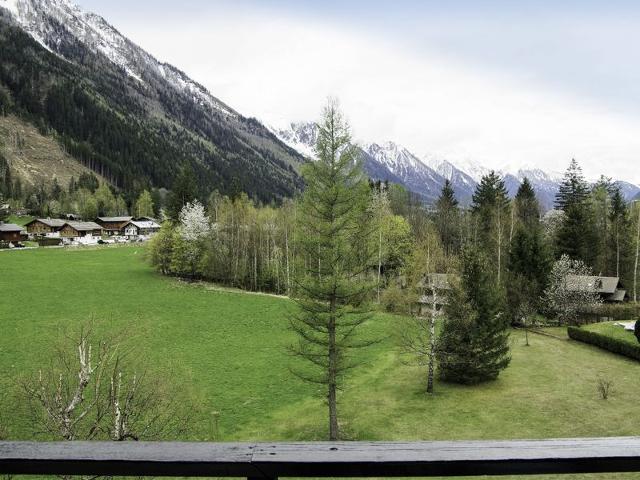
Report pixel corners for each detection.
[427,287,437,394]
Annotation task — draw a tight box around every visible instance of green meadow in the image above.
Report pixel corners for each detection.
[1,245,639,480]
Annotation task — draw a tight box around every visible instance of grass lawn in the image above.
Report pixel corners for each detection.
[584,321,639,345]
[1,246,640,480]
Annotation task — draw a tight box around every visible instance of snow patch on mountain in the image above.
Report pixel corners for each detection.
[0,0,236,117]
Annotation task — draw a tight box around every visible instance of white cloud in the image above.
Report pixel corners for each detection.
[109,9,640,183]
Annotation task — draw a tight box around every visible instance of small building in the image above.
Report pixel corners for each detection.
[566,275,627,303]
[0,222,27,243]
[122,219,161,238]
[96,216,133,235]
[416,273,452,317]
[25,218,66,236]
[58,221,103,239]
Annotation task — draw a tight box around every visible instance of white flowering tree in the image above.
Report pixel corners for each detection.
[179,200,210,241]
[542,255,602,325]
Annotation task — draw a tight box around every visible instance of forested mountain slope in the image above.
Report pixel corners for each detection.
[0,3,304,202]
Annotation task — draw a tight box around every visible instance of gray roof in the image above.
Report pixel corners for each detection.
[0,223,25,232]
[28,218,66,228]
[97,216,132,223]
[66,221,103,231]
[566,275,620,294]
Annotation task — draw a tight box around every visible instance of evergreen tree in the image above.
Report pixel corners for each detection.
[437,247,510,384]
[507,183,551,324]
[555,159,589,210]
[289,100,374,441]
[167,165,197,221]
[471,171,510,284]
[555,160,597,266]
[434,179,460,255]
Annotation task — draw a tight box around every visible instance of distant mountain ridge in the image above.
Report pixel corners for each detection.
[274,122,640,210]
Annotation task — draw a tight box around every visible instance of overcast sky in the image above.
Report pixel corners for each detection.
[76,0,640,182]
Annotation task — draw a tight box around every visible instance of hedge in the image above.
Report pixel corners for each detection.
[37,238,62,247]
[567,326,640,361]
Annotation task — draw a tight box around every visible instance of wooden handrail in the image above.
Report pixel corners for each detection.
[2,437,640,478]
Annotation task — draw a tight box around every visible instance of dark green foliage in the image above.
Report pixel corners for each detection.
[435,179,460,255]
[0,15,302,203]
[507,180,551,323]
[568,326,640,361]
[166,165,198,221]
[438,247,511,384]
[555,159,589,210]
[554,160,598,265]
[0,152,11,198]
[635,319,640,344]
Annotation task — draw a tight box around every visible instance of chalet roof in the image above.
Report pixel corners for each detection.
[566,275,620,294]
[27,218,66,228]
[0,223,25,232]
[65,221,103,232]
[97,216,132,223]
[127,220,161,229]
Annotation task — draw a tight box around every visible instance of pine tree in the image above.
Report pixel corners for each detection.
[471,171,510,284]
[555,159,589,210]
[289,100,374,441]
[167,165,198,221]
[555,159,597,266]
[434,179,460,256]
[437,247,510,384]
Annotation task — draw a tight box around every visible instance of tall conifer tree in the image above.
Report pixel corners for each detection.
[437,247,510,384]
[435,179,460,255]
[289,100,374,441]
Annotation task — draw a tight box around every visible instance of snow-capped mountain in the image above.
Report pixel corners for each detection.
[274,122,640,210]
[271,122,318,159]
[1,0,237,116]
[272,122,446,202]
[365,142,446,202]
[0,0,303,200]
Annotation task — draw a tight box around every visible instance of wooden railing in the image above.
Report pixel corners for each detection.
[2,437,640,478]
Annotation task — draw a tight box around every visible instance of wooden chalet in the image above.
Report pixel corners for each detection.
[96,216,133,235]
[25,218,66,236]
[566,275,627,303]
[0,222,27,243]
[58,221,103,238]
[123,219,161,237]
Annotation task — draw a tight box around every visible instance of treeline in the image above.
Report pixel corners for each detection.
[148,155,640,325]
[0,164,159,220]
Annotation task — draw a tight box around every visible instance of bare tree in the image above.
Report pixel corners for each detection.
[21,325,191,442]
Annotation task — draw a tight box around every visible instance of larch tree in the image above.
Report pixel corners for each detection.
[289,99,375,441]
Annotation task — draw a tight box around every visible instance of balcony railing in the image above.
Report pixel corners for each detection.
[2,437,640,478]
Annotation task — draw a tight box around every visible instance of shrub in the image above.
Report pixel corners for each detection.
[596,377,613,400]
[381,284,412,315]
[568,326,640,361]
[37,238,62,247]
[592,303,640,321]
[635,319,640,344]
